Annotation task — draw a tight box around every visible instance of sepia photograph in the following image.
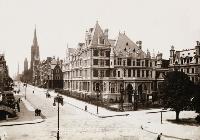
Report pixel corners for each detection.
[0,0,200,139]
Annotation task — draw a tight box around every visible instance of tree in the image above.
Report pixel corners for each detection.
[192,84,200,113]
[162,71,195,121]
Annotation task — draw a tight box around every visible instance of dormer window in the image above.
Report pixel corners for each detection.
[99,36,105,44]
[126,42,128,46]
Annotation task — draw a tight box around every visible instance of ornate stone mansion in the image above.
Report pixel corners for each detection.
[62,22,169,104]
[169,41,200,84]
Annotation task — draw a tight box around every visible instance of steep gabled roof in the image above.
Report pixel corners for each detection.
[115,32,139,52]
[90,21,111,46]
[114,33,146,58]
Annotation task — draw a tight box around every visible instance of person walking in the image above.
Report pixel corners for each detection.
[157,133,162,140]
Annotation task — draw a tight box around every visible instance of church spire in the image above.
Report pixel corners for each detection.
[33,25,38,46]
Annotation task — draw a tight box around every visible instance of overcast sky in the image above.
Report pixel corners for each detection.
[1,0,200,77]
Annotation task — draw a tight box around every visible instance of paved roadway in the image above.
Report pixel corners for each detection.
[2,83,175,140]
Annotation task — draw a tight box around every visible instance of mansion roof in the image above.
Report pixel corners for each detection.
[66,22,153,60]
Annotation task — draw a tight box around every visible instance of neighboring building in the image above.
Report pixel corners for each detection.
[63,22,168,105]
[0,54,12,91]
[34,56,63,89]
[0,54,6,91]
[169,41,200,84]
[24,57,28,72]
[52,63,63,89]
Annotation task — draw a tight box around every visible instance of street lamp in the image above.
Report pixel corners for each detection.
[120,84,124,111]
[23,83,27,100]
[133,89,138,111]
[53,92,64,140]
[96,83,100,114]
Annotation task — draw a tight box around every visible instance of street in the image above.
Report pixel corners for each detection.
[2,83,200,140]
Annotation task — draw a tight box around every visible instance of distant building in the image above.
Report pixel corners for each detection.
[169,41,200,84]
[34,56,63,89]
[63,22,168,105]
[24,58,28,72]
[52,62,63,89]
[30,27,40,84]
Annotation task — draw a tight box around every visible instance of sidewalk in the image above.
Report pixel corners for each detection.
[52,92,130,118]
[0,95,44,127]
[141,118,198,140]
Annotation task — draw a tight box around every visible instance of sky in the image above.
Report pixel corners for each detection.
[0,0,200,78]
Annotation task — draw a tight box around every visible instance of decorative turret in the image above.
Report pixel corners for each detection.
[195,41,200,64]
[156,52,162,68]
[170,45,175,57]
[195,41,200,56]
[152,49,156,59]
[146,49,151,58]
[170,45,175,65]
[110,46,114,68]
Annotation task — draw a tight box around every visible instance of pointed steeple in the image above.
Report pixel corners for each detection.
[33,25,38,46]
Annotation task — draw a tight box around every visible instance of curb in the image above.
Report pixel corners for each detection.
[0,119,45,127]
[99,114,129,118]
[65,101,129,118]
[141,125,192,140]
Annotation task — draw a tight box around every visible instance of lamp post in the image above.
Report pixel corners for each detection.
[53,92,63,140]
[24,83,27,100]
[120,84,124,111]
[96,83,100,114]
[133,89,138,110]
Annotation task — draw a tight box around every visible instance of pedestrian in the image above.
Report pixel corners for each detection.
[35,109,38,116]
[85,105,87,111]
[38,109,41,116]
[157,133,162,140]
[141,125,143,130]
[33,90,34,94]
[17,102,20,112]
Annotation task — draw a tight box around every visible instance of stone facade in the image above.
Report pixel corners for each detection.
[63,22,168,104]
